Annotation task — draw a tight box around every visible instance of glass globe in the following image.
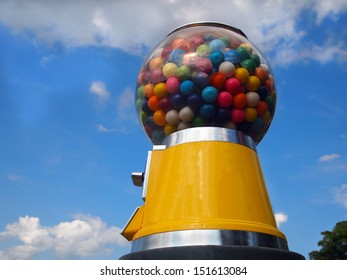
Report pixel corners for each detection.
[135,22,276,145]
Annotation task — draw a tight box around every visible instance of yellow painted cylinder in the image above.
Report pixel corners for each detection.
[129,129,285,242]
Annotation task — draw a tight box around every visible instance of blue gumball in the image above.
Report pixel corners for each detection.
[224,49,240,64]
[187,93,203,112]
[180,80,195,95]
[193,72,210,89]
[200,103,216,121]
[210,51,224,67]
[169,48,186,65]
[171,93,187,110]
[216,108,230,123]
[202,86,218,103]
[209,39,226,52]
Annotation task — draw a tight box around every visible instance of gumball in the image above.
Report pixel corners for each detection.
[145,116,156,129]
[139,71,151,84]
[234,67,249,83]
[177,121,191,130]
[217,91,233,107]
[219,61,235,77]
[180,80,195,95]
[200,103,215,121]
[161,46,173,60]
[148,96,160,111]
[183,52,198,68]
[216,108,230,122]
[225,78,240,94]
[165,109,180,125]
[143,84,154,98]
[196,57,212,73]
[246,76,261,91]
[188,35,204,50]
[256,101,268,116]
[202,86,218,103]
[209,39,225,52]
[210,72,226,90]
[179,106,195,122]
[137,85,144,99]
[230,108,245,123]
[141,101,151,114]
[172,38,190,52]
[193,72,210,89]
[233,93,247,108]
[241,59,256,74]
[187,93,203,111]
[244,107,258,122]
[166,77,180,94]
[250,117,263,132]
[171,93,186,110]
[210,51,224,67]
[192,116,205,127]
[236,46,250,60]
[176,65,192,81]
[254,67,268,83]
[224,49,239,64]
[163,62,178,78]
[258,86,268,100]
[246,91,260,107]
[265,79,274,91]
[150,69,165,84]
[239,43,253,54]
[250,54,261,67]
[164,124,177,135]
[159,96,173,112]
[153,110,167,126]
[196,44,210,57]
[169,48,186,65]
[154,82,168,98]
[149,57,164,71]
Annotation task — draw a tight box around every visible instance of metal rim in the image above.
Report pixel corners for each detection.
[162,127,256,151]
[167,21,247,38]
[131,229,288,252]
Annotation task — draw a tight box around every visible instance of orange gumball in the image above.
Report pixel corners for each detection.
[172,38,190,52]
[148,96,160,111]
[256,101,268,116]
[233,92,247,108]
[254,67,268,83]
[143,84,154,98]
[210,72,227,90]
[153,109,167,126]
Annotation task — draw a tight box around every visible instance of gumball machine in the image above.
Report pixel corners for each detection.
[120,22,304,259]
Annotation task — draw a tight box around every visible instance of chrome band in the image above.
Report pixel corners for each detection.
[163,127,256,151]
[131,229,288,252]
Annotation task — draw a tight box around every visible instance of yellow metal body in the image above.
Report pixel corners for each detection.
[122,140,285,241]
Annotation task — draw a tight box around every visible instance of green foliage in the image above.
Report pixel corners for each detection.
[309,220,347,260]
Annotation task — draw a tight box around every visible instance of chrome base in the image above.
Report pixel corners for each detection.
[131,229,288,253]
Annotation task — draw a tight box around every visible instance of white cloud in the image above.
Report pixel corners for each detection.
[0,215,128,259]
[318,153,342,162]
[334,184,347,208]
[274,212,288,228]
[7,173,23,182]
[0,1,346,64]
[89,81,110,104]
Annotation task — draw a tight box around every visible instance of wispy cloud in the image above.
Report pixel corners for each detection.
[0,1,347,64]
[7,173,23,182]
[318,154,342,163]
[0,215,128,259]
[334,184,347,208]
[89,81,110,105]
[274,212,288,228]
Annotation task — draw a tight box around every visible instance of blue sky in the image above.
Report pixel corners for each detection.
[0,0,347,259]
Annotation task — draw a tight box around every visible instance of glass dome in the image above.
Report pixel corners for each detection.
[135,22,276,145]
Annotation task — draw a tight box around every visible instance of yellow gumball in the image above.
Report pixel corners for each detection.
[154,83,168,98]
[244,107,258,122]
[234,67,249,83]
[246,76,260,91]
